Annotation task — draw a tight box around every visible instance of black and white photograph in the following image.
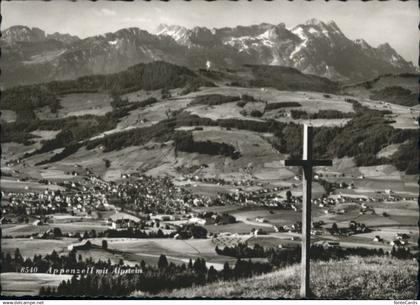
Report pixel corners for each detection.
[0,0,418,301]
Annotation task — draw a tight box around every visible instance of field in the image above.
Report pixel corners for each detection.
[155,256,417,299]
[196,196,418,252]
[376,142,404,158]
[109,212,141,222]
[354,97,417,129]
[121,89,166,102]
[85,238,236,269]
[182,86,353,124]
[1,142,37,161]
[115,97,191,130]
[2,218,110,238]
[246,234,301,248]
[1,238,75,257]
[1,273,72,296]
[1,110,17,123]
[4,79,417,184]
[39,168,74,180]
[35,93,113,120]
[200,204,340,228]
[1,178,65,192]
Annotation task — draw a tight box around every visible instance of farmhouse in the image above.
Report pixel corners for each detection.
[390,240,402,247]
[273,225,286,232]
[372,235,383,242]
[255,217,266,223]
[326,241,340,248]
[67,240,94,251]
[310,230,322,236]
[312,220,324,228]
[112,219,139,229]
[252,228,267,236]
[188,217,206,226]
[152,214,174,221]
[395,233,410,240]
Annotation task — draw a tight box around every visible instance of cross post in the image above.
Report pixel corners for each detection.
[282,124,332,299]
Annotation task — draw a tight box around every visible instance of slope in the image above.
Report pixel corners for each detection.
[341,73,419,107]
[151,256,416,299]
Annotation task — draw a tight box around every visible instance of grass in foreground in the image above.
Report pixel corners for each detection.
[139,256,417,299]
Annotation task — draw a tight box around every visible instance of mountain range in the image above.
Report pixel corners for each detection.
[1,19,416,88]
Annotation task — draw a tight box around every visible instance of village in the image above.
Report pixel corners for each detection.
[1,162,416,255]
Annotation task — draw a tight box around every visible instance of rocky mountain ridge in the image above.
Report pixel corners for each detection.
[1,20,416,87]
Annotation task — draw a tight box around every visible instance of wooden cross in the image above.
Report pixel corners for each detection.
[282,124,332,299]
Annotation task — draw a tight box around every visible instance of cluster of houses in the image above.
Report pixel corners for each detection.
[274,221,303,233]
[216,185,301,209]
[178,174,261,187]
[2,189,104,218]
[1,176,113,220]
[106,175,218,215]
[388,233,411,247]
[371,232,412,249]
[328,220,371,236]
[3,162,418,250]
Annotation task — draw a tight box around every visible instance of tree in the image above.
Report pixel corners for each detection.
[140,260,146,270]
[331,223,338,232]
[89,229,97,238]
[207,266,218,282]
[222,262,231,280]
[157,254,168,270]
[52,227,62,237]
[102,240,108,250]
[50,250,59,263]
[193,258,207,274]
[14,248,23,269]
[4,253,12,272]
[286,190,292,202]
[110,93,128,108]
[103,159,111,168]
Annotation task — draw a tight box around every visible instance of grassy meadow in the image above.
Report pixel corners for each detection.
[151,256,417,299]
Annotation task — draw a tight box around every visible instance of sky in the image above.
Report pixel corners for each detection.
[1,0,418,63]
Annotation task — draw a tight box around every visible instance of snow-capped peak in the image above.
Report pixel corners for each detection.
[306,18,325,27]
[156,24,189,42]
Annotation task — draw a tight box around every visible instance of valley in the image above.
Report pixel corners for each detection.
[0,60,418,297]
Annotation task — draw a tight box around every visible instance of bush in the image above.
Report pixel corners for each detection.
[236,101,247,108]
[161,88,171,99]
[191,94,240,106]
[239,110,248,116]
[175,131,240,160]
[265,102,301,111]
[290,110,353,119]
[103,159,111,168]
[241,94,256,102]
[110,94,129,108]
[250,110,263,117]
